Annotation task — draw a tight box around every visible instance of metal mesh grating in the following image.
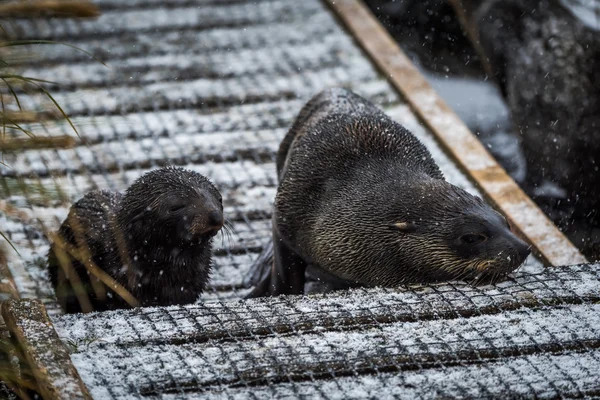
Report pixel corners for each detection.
[1,0,597,398]
[0,0,544,314]
[54,263,600,399]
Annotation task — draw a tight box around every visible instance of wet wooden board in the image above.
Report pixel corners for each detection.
[1,299,91,399]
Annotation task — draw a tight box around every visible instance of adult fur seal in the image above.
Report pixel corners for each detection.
[449,0,600,258]
[48,166,224,313]
[246,88,531,297]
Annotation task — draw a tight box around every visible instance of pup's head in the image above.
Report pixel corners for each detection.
[118,166,223,249]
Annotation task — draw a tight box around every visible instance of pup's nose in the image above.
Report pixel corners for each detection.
[208,210,223,229]
[189,209,224,238]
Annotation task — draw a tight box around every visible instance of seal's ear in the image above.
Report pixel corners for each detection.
[391,222,418,233]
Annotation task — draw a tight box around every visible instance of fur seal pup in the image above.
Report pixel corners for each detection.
[246,88,531,297]
[48,166,224,313]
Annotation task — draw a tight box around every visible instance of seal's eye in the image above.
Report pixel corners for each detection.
[460,233,487,245]
[391,222,418,233]
[168,204,186,213]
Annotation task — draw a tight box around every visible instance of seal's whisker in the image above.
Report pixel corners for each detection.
[219,219,235,248]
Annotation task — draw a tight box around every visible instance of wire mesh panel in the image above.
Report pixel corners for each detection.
[1,0,596,398]
[53,263,600,399]
[0,0,543,315]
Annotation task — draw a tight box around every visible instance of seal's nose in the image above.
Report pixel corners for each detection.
[198,209,223,237]
[208,210,223,228]
[188,208,223,239]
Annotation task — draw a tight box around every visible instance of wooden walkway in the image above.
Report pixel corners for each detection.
[0,0,596,398]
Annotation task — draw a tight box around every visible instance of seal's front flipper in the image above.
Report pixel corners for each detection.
[243,240,273,288]
[304,264,361,294]
[268,228,306,296]
[246,227,306,297]
[244,240,276,298]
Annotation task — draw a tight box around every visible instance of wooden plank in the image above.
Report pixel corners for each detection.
[325,0,587,267]
[0,299,92,400]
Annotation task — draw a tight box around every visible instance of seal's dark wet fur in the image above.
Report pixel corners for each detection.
[246,88,530,297]
[48,166,224,313]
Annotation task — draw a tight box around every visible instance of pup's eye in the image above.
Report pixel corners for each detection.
[169,204,186,213]
[460,233,487,244]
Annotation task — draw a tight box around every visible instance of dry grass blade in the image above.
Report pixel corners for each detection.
[49,232,141,310]
[0,135,76,151]
[50,237,94,313]
[0,117,34,138]
[0,0,107,355]
[0,243,19,298]
[0,74,79,136]
[0,40,108,66]
[0,1,100,19]
[0,74,55,85]
[0,200,29,221]
[23,79,78,136]
[1,90,6,139]
[0,77,22,111]
[66,215,107,305]
[0,232,20,257]
[0,110,47,123]
[0,364,36,399]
